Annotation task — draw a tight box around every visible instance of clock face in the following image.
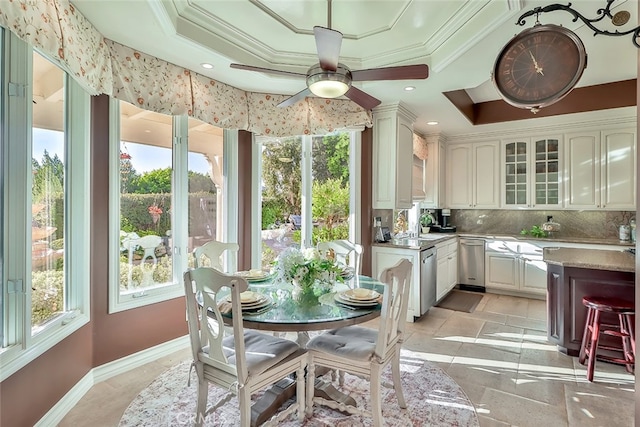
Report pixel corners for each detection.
[493,24,587,110]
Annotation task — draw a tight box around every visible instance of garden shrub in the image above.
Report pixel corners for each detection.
[31,270,64,326]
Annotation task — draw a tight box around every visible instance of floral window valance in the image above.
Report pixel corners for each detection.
[0,0,372,137]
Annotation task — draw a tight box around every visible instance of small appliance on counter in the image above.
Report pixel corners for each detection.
[430,209,457,233]
[541,216,561,237]
[374,215,392,243]
[376,227,392,242]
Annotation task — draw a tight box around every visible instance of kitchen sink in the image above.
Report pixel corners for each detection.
[418,234,449,240]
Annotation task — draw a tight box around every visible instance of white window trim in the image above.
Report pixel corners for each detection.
[108,100,183,313]
[348,131,362,245]
[1,34,90,381]
[251,134,262,269]
[222,129,239,272]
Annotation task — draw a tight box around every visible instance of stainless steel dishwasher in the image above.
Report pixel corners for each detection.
[419,246,437,316]
[458,238,485,292]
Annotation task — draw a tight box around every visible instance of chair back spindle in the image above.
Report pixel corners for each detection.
[376,259,412,359]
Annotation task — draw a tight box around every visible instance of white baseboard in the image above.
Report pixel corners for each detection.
[36,335,190,427]
[93,335,190,383]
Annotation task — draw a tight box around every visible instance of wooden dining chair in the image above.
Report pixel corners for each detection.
[193,240,239,272]
[317,239,363,274]
[183,267,307,427]
[305,258,413,426]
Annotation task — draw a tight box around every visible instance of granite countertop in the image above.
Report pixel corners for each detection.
[372,234,456,250]
[373,231,633,251]
[458,233,634,247]
[543,247,636,272]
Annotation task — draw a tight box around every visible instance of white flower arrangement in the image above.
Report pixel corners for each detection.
[272,246,343,295]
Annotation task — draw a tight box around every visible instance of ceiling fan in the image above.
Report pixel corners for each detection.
[230,0,429,110]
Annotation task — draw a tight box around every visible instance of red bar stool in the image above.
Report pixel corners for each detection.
[578,296,635,382]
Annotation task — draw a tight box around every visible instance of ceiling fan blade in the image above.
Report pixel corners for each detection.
[230,63,306,78]
[314,26,342,71]
[351,64,429,81]
[277,88,312,108]
[344,86,381,110]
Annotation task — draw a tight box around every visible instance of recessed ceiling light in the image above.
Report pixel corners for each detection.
[201,63,214,69]
[404,86,415,91]
[427,121,439,126]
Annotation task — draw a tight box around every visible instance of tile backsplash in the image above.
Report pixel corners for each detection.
[451,209,635,240]
[372,208,636,241]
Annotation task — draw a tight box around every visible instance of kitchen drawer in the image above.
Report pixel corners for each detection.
[436,239,458,259]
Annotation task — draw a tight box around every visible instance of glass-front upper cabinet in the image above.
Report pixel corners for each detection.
[502,136,562,209]
[534,138,560,206]
[504,141,528,206]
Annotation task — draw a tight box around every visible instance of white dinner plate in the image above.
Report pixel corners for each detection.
[343,288,381,301]
[334,293,380,307]
[235,270,271,282]
[225,291,264,305]
[242,299,272,312]
[225,293,272,309]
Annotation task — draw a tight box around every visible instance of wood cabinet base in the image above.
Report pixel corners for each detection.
[546,264,635,356]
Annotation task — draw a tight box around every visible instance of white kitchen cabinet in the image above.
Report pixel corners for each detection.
[415,133,446,208]
[602,128,636,209]
[371,246,421,322]
[565,128,636,210]
[485,240,546,297]
[373,103,417,209]
[446,141,500,209]
[502,136,562,209]
[435,238,458,301]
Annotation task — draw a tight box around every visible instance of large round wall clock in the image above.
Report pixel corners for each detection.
[492,24,588,112]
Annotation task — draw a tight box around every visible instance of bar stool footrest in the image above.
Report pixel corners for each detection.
[602,330,630,338]
[596,354,634,366]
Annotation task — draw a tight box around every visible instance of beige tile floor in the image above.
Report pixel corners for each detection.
[59,292,635,426]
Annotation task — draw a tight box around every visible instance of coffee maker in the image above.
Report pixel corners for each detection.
[430,209,457,233]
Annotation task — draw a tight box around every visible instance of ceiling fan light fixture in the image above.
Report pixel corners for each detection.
[309,79,349,98]
[306,63,352,98]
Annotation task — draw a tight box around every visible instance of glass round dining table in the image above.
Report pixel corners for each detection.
[219,273,384,425]
[222,274,384,334]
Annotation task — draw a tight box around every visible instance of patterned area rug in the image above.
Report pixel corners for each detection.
[119,350,479,426]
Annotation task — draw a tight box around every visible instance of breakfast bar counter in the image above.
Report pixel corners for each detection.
[543,247,636,356]
[543,247,635,272]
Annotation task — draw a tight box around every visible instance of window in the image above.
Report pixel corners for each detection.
[254,132,360,270]
[1,32,91,380]
[109,102,226,312]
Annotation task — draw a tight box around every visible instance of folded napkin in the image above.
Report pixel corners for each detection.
[217,301,232,314]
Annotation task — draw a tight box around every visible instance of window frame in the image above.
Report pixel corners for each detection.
[251,131,362,268]
[108,105,237,312]
[1,32,91,381]
[108,100,184,312]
